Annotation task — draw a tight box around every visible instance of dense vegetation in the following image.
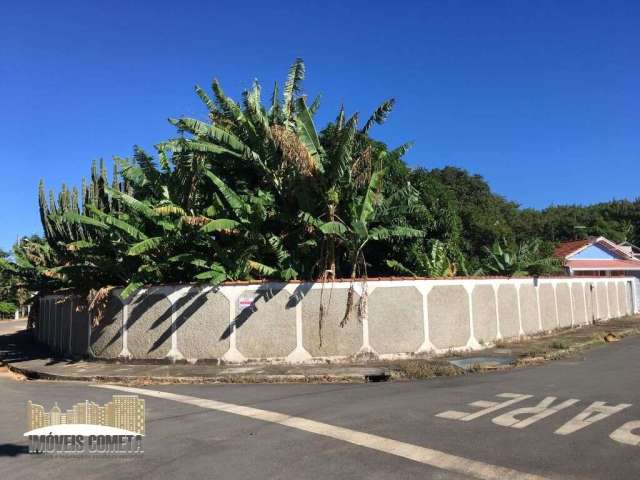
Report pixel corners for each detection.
[1,59,639,316]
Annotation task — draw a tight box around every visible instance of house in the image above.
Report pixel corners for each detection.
[618,241,640,261]
[555,236,640,278]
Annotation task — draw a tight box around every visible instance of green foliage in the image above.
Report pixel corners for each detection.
[515,201,640,245]
[387,240,459,277]
[481,239,562,277]
[0,301,17,316]
[19,58,639,314]
[424,167,519,270]
[0,235,60,310]
[30,59,420,303]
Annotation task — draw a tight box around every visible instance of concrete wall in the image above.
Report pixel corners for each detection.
[35,277,639,363]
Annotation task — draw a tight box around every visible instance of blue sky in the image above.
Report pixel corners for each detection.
[1,1,639,251]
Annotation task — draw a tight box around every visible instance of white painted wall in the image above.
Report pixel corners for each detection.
[36,276,639,363]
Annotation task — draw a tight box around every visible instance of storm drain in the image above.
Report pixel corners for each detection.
[364,369,391,382]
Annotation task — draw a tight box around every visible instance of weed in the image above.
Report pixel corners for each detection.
[398,360,461,379]
[550,339,570,350]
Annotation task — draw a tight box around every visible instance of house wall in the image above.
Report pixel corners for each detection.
[35,276,639,363]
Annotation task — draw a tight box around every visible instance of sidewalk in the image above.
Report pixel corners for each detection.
[1,317,639,384]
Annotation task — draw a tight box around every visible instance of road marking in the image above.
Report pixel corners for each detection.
[437,393,636,445]
[94,384,550,480]
[610,421,640,446]
[492,396,579,429]
[555,402,631,435]
[436,393,533,421]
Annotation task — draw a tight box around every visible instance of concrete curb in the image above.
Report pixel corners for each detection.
[2,362,390,385]
[0,324,392,384]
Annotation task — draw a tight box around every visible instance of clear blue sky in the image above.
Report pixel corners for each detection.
[1,1,639,251]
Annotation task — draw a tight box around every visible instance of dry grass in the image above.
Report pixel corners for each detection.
[550,339,571,350]
[271,125,317,176]
[396,316,640,379]
[394,360,462,379]
[87,286,116,327]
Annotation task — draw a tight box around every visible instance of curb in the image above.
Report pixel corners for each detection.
[3,362,390,385]
[3,322,637,385]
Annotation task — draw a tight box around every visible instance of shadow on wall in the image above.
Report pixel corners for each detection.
[90,295,125,356]
[220,283,290,340]
[56,277,639,360]
[148,292,208,352]
[286,282,314,308]
[92,294,170,356]
[92,284,314,355]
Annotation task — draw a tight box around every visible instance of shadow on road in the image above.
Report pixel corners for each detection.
[0,329,51,364]
[0,443,29,457]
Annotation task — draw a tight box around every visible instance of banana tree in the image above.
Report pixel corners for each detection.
[302,170,422,325]
[32,58,424,318]
[482,239,561,276]
[387,240,459,277]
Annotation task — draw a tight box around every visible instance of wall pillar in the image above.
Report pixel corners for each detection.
[492,284,502,340]
[416,284,435,352]
[515,283,524,336]
[284,283,312,363]
[118,302,132,359]
[568,281,575,327]
[37,297,42,342]
[582,282,589,324]
[552,282,560,329]
[355,282,376,354]
[67,298,74,355]
[535,281,543,332]
[220,286,247,362]
[633,279,640,314]
[165,287,192,362]
[464,284,481,349]
[87,306,92,357]
[48,298,54,349]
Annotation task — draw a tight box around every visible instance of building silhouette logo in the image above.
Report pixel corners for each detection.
[25,395,145,454]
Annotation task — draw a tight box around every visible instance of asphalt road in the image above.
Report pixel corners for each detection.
[1,321,640,479]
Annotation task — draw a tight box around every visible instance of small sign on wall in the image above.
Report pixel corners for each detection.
[238,294,257,312]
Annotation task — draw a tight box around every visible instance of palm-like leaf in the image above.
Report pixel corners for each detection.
[128,237,163,256]
[361,99,395,134]
[201,218,240,233]
[283,58,305,119]
[295,98,324,170]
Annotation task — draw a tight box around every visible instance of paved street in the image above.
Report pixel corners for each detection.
[1,322,640,479]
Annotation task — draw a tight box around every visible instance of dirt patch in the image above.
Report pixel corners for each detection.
[503,317,640,363]
[0,365,26,381]
[392,359,462,379]
[389,315,640,380]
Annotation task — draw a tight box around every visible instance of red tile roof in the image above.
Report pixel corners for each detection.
[566,259,640,271]
[554,237,635,260]
[554,239,591,258]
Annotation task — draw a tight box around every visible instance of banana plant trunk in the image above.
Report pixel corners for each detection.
[339,253,359,327]
[327,204,337,278]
